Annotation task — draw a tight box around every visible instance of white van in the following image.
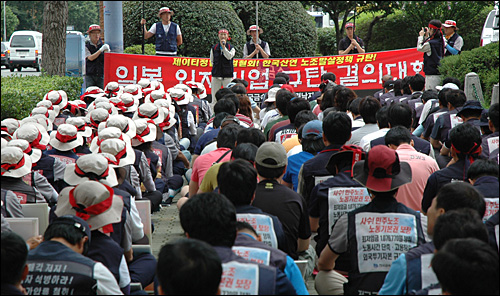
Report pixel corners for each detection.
[481,6,499,46]
[8,30,42,72]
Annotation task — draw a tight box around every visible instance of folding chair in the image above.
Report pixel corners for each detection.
[5,218,39,241]
[21,203,50,235]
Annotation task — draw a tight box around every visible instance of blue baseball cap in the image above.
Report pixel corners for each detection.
[302,120,323,140]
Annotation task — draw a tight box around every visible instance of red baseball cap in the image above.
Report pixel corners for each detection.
[353,145,412,192]
[345,22,355,29]
[87,24,102,34]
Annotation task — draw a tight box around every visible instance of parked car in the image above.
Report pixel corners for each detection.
[1,41,10,69]
[481,6,499,46]
[8,30,42,72]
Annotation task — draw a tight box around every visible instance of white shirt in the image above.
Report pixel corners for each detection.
[359,128,390,152]
[260,109,279,130]
[94,262,124,295]
[148,22,182,55]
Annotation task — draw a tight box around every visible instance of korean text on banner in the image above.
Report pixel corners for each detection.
[104,48,424,95]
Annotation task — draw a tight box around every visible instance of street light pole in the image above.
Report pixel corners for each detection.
[4,1,7,41]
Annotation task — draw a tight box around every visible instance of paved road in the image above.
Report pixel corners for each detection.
[152,189,318,294]
[1,65,41,77]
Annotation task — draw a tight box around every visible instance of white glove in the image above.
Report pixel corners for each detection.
[100,44,110,52]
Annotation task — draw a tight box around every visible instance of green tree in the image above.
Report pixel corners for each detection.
[123,1,246,58]
[1,4,19,41]
[6,1,44,32]
[301,1,400,53]
[232,1,317,58]
[68,1,99,33]
[401,1,495,51]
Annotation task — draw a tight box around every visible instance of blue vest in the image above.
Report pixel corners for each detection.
[406,242,436,293]
[245,40,268,58]
[85,40,104,76]
[423,38,443,75]
[234,233,288,272]
[155,22,178,53]
[110,187,131,248]
[214,246,277,295]
[133,149,145,183]
[44,149,79,165]
[345,197,425,295]
[444,33,461,57]
[310,168,364,272]
[142,149,159,181]
[32,154,56,189]
[1,176,39,204]
[24,240,97,295]
[88,230,124,285]
[211,42,234,78]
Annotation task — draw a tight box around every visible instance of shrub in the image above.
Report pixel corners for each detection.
[123,1,246,58]
[355,10,415,52]
[232,1,317,58]
[317,27,336,56]
[1,75,83,120]
[355,4,492,53]
[123,43,156,55]
[438,42,499,107]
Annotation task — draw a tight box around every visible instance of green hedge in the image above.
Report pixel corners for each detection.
[438,42,499,107]
[1,75,83,120]
[355,5,493,53]
[123,43,156,55]
[123,1,246,58]
[232,1,317,58]
[317,27,337,56]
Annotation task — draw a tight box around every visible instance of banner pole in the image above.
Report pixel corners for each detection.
[141,1,145,55]
[256,1,259,59]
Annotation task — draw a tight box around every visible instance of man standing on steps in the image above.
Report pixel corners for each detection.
[141,7,183,57]
[210,29,236,110]
[85,24,109,90]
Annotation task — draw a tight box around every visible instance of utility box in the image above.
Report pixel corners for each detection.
[66,31,85,77]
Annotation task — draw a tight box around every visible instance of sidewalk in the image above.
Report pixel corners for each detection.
[149,194,318,295]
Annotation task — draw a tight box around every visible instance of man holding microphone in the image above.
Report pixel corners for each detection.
[209,29,236,110]
[85,24,110,89]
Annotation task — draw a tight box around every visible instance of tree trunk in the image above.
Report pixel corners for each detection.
[363,15,383,53]
[100,1,104,42]
[42,1,68,76]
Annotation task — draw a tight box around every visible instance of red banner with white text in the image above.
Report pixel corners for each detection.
[104,48,424,101]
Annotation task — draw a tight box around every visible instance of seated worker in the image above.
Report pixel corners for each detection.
[467,159,499,221]
[179,192,297,295]
[421,123,482,214]
[23,215,123,295]
[378,182,486,295]
[410,209,490,294]
[316,145,425,295]
[432,238,498,295]
[309,144,367,279]
[54,181,133,294]
[1,231,29,295]
[217,159,288,254]
[298,112,352,203]
[252,142,313,277]
[233,221,309,295]
[157,238,222,295]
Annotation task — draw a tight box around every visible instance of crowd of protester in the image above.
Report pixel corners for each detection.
[1,69,499,295]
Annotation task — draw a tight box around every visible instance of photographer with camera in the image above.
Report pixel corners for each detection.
[417,19,445,91]
[210,29,236,110]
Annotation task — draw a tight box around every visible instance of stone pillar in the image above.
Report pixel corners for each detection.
[464,72,484,102]
[492,83,499,105]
